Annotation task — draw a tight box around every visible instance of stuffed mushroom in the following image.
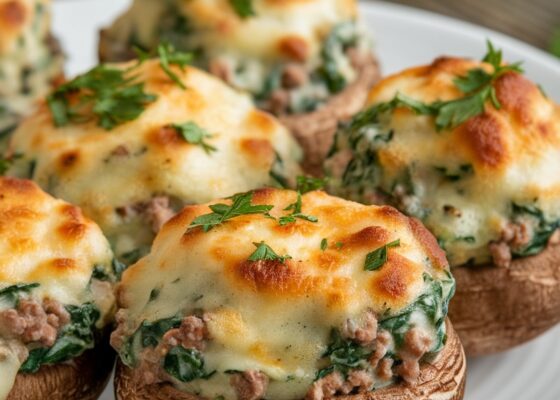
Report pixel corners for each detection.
[325,43,560,355]
[4,56,302,264]
[98,0,380,173]
[0,177,116,400]
[111,187,465,400]
[0,0,64,150]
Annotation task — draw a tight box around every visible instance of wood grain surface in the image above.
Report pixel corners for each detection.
[380,0,560,51]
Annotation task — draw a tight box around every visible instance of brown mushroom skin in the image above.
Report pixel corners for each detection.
[449,242,560,356]
[7,335,115,400]
[280,54,380,176]
[114,319,465,400]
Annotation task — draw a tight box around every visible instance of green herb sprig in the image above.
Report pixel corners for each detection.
[248,241,292,263]
[229,0,255,18]
[189,191,273,232]
[47,65,157,130]
[279,192,318,226]
[364,239,400,271]
[354,41,523,132]
[171,121,217,154]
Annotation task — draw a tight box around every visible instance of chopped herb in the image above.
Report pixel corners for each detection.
[320,238,328,251]
[279,192,318,226]
[248,241,292,263]
[364,239,400,271]
[156,42,193,90]
[47,65,157,130]
[0,283,39,306]
[189,191,274,232]
[269,151,289,188]
[229,0,255,18]
[171,121,216,154]
[350,41,523,132]
[335,242,344,249]
[296,175,327,194]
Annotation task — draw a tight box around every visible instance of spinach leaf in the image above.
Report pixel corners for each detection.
[315,329,372,380]
[137,316,182,348]
[163,347,215,382]
[319,23,359,93]
[511,202,560,258]
[20,303,100,373]
[0,283,39,306]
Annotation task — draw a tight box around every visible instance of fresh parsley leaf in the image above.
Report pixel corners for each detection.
[248,241,292,263]
[229,0,255,18]
[434,87,490,131]
[164,347,215,382]
[320,238,328,251]
[157,42,193,90]
[278,192,318,226]
[171,121,217,154]
[47,65,157,130]
[364,239,400,271]
[453,68,493,93]
[189,191,274,232]
[296,175,327,194]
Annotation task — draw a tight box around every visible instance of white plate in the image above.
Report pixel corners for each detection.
[50,1,560,399]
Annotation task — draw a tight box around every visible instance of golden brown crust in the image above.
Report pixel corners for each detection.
[280,54,381,176]
[7,336,115,400]
[449,242,560,356]
[114,320,465,400]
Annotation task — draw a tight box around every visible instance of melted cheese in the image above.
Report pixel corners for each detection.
[105,0,357,63]
[0,0,64,136]
[118,188,450,399]
[0,177,115,399]
[329,57,560,266]
[7,61,302,257]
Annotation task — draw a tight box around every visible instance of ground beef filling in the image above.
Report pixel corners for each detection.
[0,298,70,361]
[116,196,176,234]
[307,311,433,400]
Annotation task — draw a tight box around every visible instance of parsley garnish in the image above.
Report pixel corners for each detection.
[357,41,523,132]
[171,121,217,154]
[320,238,328,251]
[189,191,273,232]
[364,239,400,271]
[47,65,157,130]
[248,241,292,263]
[296,175,327,194]
[279,192,318,226]
[156,43,193,90]
[229,0,255,18]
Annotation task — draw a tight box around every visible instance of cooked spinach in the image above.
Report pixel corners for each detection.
[120,315,182,366]
[20,303,100,373]
[315,329,372,380]
[433,164,473,182]
[269,151,289,189]
[0,283,39,307]
[164,347,215,382]
[319,22,359,93]
[379,273,455,353]
[121,248,143,266]
[510,202,560,257]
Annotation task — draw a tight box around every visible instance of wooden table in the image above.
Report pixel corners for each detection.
[381,0,560,51]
